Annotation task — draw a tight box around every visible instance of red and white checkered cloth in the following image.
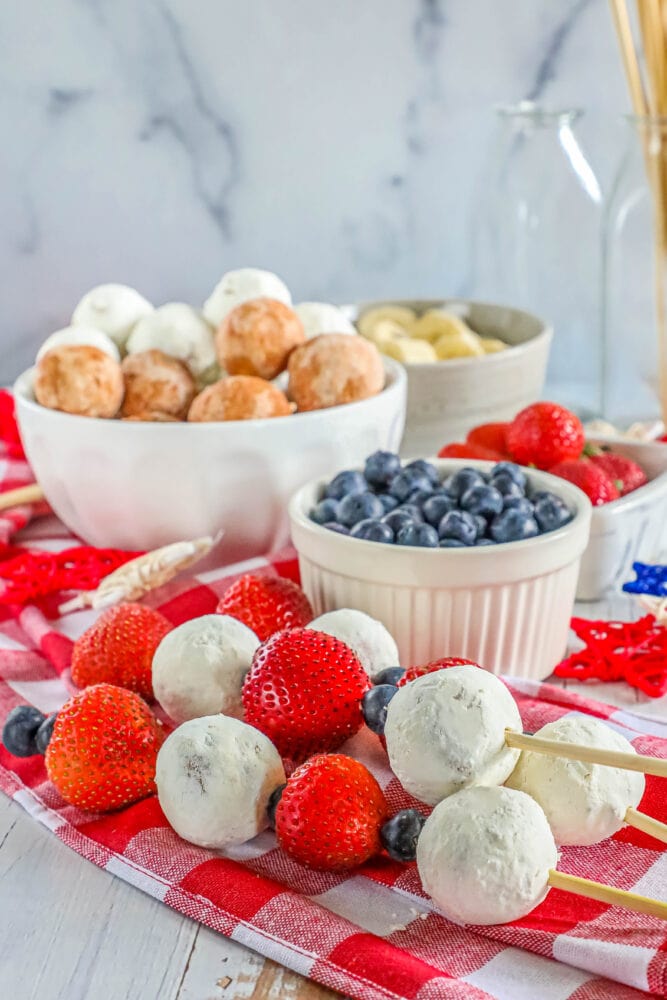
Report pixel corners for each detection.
[0,456,666,999]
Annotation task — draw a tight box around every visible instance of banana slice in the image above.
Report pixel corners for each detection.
[357,306,416,339]
[411,310,474,344]
[380,337,438,364]
[362,318,410,346]
[433,328,486,360]
[480,337,507,354]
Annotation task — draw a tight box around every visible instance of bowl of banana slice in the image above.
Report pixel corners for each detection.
[346,299,552,457]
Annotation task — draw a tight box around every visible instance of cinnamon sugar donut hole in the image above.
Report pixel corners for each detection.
[121,349,196,420]
[122,411,180,422]
[34,344,124,418]
[188,376,293,422]
[287,334,384,411]
[215,298,305,380]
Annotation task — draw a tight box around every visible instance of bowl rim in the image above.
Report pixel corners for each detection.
[288,458,592,561]
[341,297,553,370]
[13,355,406,431]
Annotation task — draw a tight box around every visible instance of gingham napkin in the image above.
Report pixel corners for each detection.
[0,453,665,999]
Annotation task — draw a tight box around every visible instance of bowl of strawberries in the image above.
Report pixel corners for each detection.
[439,402,667,600]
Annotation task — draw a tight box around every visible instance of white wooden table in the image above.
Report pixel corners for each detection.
[1,592,664,1000]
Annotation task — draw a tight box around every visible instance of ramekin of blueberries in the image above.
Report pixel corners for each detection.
[309,452,573,548]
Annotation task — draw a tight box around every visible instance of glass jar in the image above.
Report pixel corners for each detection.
[602,116,667,425]
[474,102,603,419]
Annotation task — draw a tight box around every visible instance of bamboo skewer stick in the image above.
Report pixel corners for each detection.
[625,806,667,842]
[548,869,667,919]
[505,729,667,778]
[0,484,45,512]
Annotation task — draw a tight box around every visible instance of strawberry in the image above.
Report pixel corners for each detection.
[466,422,510,456]
[589,451,647,496]
[549,459,620,505]
[216,574,313,642]
[437,442,505,461]
[45,683,164,811]
[397,656,480,687]
[70,602,172,701]
[506,402,584,470]
[242,628,370,760]
[275,754,388,870]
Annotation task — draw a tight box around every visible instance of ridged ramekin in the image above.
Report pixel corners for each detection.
[288,460,592,680]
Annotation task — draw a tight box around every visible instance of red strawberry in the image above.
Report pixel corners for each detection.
[242,628,370,760]
[275,754,389,870]
[466,422,510,456]
[437,442,505,461]
[216,574,313,642]
[397,656,480,687]
[506,402,584,470]
[589,452,647,495]
[549,459,620,505]
[70,602,172,701]
[45,683,164,811]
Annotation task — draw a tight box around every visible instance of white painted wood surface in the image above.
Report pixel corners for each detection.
[0,593,663,1000]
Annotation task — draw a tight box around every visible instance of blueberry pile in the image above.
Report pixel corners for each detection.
[310,452,573,548]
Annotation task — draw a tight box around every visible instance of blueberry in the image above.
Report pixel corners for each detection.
[389,470,434,503]
[503,496,535,516]
[490,508,540,543]
[311,497,341,525]
[444,467,486,500]
[2,705,45,758]
[325,470,367,500]
[350,518,395,543]
[34,713,57,755]
[338,491,384,528]
[422,493,456,526]
[491,472,524,498]
[438,510,478,545]
[324,521,350,535]
[397,503,424,523]
[491,462,527,489]
[377,493,399,513]
[406,487,435,507]
[460,484,504,518]
[396,523,440,547]
[439,538,468,548]
[473,514,488,536]
[380,809,427,862]
[362,684,398,735]
[267,783,286,826]
[404,459,440,485]
[534,493,572,532]
[373,666,405,686]
[475,537,497,546]
[382,509,418,533]
[364,451,402,489]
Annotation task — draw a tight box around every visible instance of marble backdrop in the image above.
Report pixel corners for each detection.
[0,0,629,379]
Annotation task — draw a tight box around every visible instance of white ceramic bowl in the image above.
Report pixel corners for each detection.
[289,460,591,680]
[577,438,667,601]
[14,360,406,561]
[345,299,552,457]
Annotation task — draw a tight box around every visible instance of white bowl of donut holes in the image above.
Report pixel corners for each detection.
[14,269,406,559]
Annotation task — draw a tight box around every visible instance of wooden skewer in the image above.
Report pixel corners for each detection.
[0,484,45,512]
[548,869,667,919]
[625,806,667,843]
[609,0,648,116]
[505,729,667,778]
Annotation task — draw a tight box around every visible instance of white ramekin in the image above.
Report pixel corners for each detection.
[344,299,552,457]
[14,359,406,561]
[289,460,592,680]
[577,438,667,600]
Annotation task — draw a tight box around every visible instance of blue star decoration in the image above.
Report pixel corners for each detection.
[623,562,667,597]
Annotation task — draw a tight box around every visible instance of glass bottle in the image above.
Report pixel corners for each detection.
[602,115,667,425]
[473,102,603,419]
